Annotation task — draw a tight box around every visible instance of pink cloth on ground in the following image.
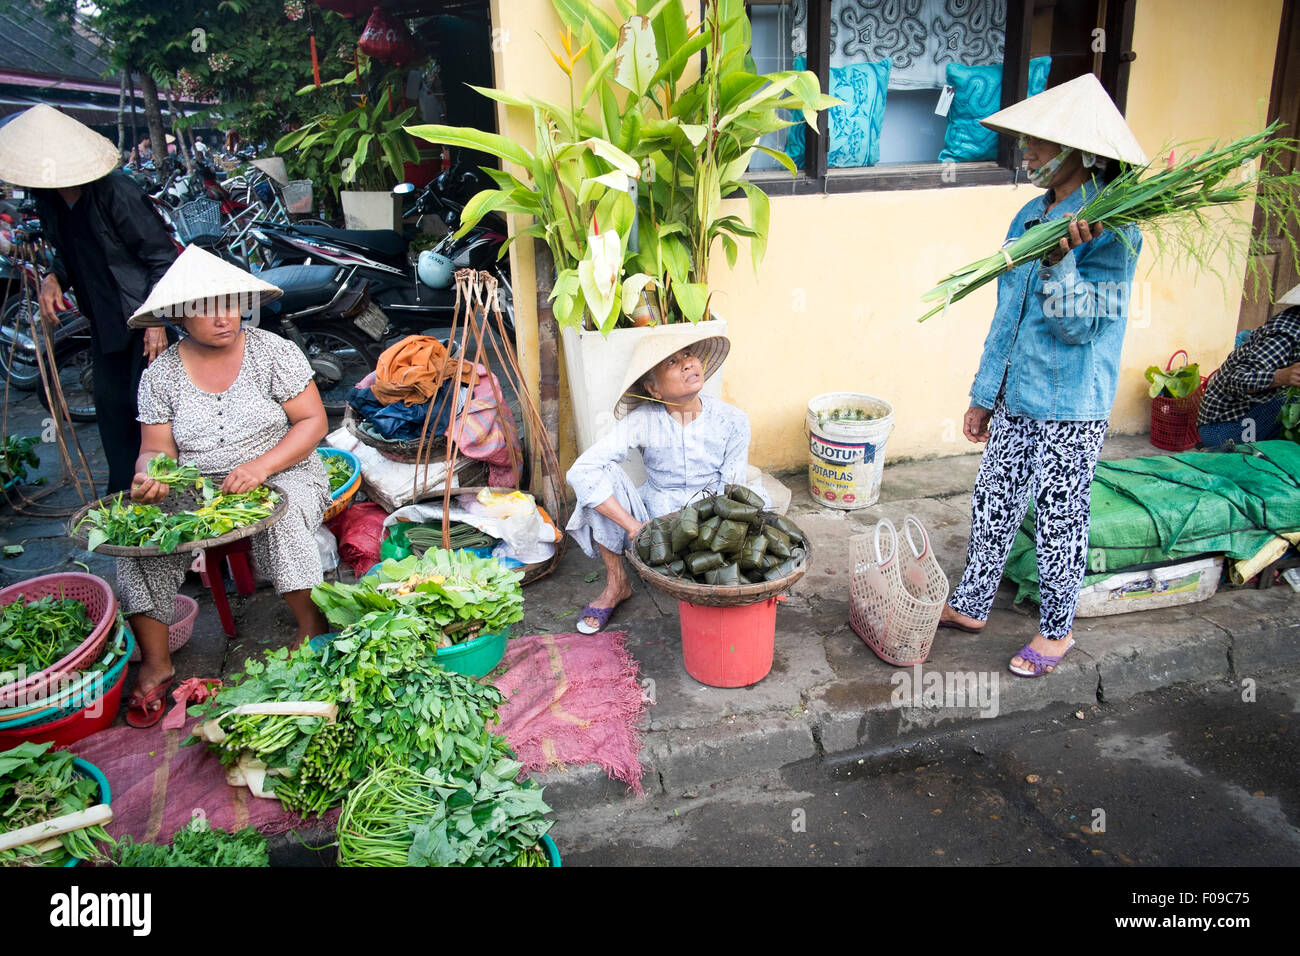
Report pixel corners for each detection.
[493,631,647,795]
[70,716,336,842]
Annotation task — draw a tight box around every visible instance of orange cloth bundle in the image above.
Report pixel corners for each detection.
[370,335,479,406]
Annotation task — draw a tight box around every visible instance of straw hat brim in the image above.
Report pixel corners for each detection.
[0,105,120,189]
[614,328,731,419]
[128,245,283,329]
[980,72,1148,166]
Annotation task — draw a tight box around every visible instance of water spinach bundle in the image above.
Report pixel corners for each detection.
[0,594,93,680]
[0,743,112,867]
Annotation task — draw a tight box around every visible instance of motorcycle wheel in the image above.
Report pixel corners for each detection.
[0,293,41,391]
[296,323,382,417]
[36,338,96,422]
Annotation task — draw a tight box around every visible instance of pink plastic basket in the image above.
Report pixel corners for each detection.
[128,594,199,662]
[0,573,117,707]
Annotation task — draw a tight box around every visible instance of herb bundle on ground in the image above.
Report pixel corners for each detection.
[0,594,94,681]
[918,122,1300,322]
[77,455,279,554]
[312,550,524,647]
[0,743,112,867]
[113,817,269,867]
[1,435,39,486]
[336,759,553,867]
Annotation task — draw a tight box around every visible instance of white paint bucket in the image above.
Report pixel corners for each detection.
[806,392,895,510]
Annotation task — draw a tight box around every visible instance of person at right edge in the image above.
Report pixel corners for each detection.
[0,105,176,494]
[936,74,1146,678]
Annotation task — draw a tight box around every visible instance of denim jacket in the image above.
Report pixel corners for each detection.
[969,176,1142,421]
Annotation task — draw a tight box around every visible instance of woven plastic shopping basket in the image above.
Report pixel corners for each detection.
[849,515,948,665]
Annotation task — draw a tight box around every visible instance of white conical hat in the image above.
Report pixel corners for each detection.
[615,326,730,419]
[0,105,121,188]
[981,73,1148,165]
[250,157,289,185]
[128,245,282,328]
[1276,282,1300,306]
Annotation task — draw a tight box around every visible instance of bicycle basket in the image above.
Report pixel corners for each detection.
[173,197,223,243]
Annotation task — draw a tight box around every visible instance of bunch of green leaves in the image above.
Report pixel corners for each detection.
[1145,362,1202,398]
[77,485,279,554]
[319,451,355,494]
[145,454,204,491]
[919,122,1300,322]
[0,743,112,867]
[337,758,553,868]
[1281,386,1300,443]
[0,594,93,679]
[113,816,269,867]
[0,435,39,486]
[311,550,524,646]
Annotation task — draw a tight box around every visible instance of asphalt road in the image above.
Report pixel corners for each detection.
[556,664,1300,867]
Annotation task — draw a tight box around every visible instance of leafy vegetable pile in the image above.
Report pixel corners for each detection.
[1281,387,1300,443]
[1,435,39,486]
[1145,362,1202,399]
[319,451,355,494]
[636,485,809,586]
[0,594,94,681]
[312,550,524,647]
[77,455,279,554]
[337,759,552,867]
[113,817,269,867]
[0,742,111,867]
[401,521,499,555]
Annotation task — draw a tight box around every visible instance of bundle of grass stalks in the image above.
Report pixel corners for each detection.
[918,121,1300,322]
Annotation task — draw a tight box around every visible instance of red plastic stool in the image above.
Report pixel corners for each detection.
[196,540,256,637]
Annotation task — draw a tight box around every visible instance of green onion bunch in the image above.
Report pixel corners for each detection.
[919,121,1300,322]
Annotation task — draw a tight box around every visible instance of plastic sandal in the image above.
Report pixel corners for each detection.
[125,676,175,729]
[575,604,616,635]
[1008,638,1075,678]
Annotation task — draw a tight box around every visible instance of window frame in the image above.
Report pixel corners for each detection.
[741,0,1138,196]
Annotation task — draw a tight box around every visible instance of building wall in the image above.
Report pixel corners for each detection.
[491,0,1285,473]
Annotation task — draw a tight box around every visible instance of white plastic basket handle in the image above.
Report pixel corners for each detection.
[903,514,932,560]
[874,517,898,567]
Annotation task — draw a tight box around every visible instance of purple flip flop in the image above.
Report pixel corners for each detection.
[1009,638,1076,677]
[576,603,616,635]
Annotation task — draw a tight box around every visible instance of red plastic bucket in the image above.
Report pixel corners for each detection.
[678,597,781,688]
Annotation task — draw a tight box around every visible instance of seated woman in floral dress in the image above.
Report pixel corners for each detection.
[118,246,331,727]
[566,329,768,634]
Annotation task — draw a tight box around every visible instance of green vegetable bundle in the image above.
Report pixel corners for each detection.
[1,435,39,486]
[77,455,280,554]
[918,122,1300,322]
[337,759,552,868]
[1282,387,1300,443]
[319,451,355,494]
[636,486,809,586]
[403,521,499,555]
[0,743,112,867]
[1145,362,1202,399]
[0,594,93,680]
[312,550,524,647]
[113,817,269,867]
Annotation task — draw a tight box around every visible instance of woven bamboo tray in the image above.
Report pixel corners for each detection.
[343,405,447,464]
[67,482,289,558]
[625,511,812,608]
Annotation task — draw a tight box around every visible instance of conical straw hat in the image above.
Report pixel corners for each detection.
[0,105,121,189]
[981,73,1148,165]
[128,245,283,329]
[615,326,730,419]
[250,157,289,185]
[1276,282,1300,306]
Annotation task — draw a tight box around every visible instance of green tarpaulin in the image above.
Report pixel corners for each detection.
[1005,441,1300,603]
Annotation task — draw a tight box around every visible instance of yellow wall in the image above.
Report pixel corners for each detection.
[492,0,1285,472]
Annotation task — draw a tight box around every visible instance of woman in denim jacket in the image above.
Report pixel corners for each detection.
[938,75,1147,677]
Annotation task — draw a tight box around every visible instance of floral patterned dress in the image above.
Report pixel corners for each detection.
[116,327,330,625]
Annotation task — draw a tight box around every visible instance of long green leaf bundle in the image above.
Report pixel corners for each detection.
[0,743,112,867]
[919,122,1300,322]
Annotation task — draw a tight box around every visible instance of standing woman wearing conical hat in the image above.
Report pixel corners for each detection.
[565,328,770,634]
[115,246,332,727]
[0,105,178,493]
[937,74,1146,677]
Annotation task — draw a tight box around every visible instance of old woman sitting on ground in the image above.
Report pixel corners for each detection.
[566,329,769,634]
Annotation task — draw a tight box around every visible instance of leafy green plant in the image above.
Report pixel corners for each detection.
[276,85,421,200]
[1145,362,1202,398]
[1,435,39,486]
[0,595,93,680]
[113,817,269,867]
[1281,386,1300,442]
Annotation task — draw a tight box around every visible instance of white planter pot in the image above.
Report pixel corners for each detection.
[560,317,728,486]
[340,190,402,232]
